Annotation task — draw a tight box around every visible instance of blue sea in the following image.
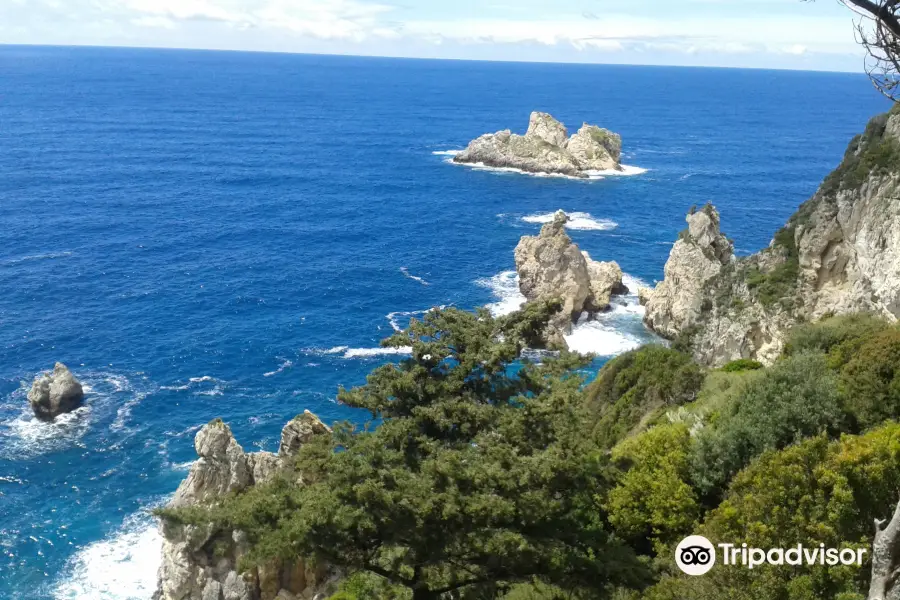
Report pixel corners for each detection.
[0,45,890,599]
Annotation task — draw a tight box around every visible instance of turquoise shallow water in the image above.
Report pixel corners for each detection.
[0,45,889,599]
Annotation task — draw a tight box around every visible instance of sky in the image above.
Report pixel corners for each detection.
[0,0,876,71]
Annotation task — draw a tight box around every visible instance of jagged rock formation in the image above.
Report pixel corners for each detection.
[155,411,339,600]
[515,210,626,345]
[453,112,622,178]
[27,362,84,421]
[643,106,900,366]
[642,205,735,339]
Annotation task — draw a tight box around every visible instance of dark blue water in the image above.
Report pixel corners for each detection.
[0,45,889,599]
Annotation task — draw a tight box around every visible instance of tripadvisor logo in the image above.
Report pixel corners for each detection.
[675,536,867,576]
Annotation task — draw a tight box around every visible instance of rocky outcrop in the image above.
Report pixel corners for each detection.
[643,205,734,339]
[583,252,627,309]
[643,106,900,366]
[453,112,622,178]
[155,412,339,600]
[27,362,84,421]
[515,210,626,345]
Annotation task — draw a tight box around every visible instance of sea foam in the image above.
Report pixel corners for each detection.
[399,267,430,286]
[52,510,162,600]
[437,150,647,181]
[521,211,617,231]
[476,271,526,317]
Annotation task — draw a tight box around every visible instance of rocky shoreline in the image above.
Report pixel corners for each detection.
[453,112,623,178]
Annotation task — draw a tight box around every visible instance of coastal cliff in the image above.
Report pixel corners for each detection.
[154,412,339,600]
[453,112,622,178]
[642,106,900,366]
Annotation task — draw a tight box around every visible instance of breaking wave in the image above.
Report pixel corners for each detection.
[52,509,163,600]
[476,271,526,317]
[263,358,294,378]
[400,267,430,286]
[521,211,618,231]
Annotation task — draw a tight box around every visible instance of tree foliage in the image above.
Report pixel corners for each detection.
[161,302,648,600]
[606,423,700,554]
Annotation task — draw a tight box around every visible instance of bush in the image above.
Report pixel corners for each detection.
[783,314,889,369]
[841,328,900,428]
[606,424,700,554]
[689,352,847,500]
[583,345,705,446]
[645,424,900,600]
[719,359,763,373]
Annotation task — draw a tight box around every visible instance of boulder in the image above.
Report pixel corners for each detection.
[27,362,84,421]
[515,211,593,328]
[526,111,569,147]
[583,252,627,309]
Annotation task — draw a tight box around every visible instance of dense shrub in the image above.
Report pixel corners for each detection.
[841,328,900,428]
[646,424,900,600]
[606,424,700,554]
[583,346,705,446]
[783,314,888,369]
[719,358,763,373]
[690,352,847,500]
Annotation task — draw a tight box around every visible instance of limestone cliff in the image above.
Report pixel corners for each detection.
[453,112,622,178]
[515,210,626,346]
[642,107,900,366]
[154,411,339,600]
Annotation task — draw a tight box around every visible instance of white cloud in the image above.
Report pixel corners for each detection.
[0,0,867,69]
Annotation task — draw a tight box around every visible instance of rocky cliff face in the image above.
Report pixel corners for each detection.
[155,411,339,600]
[27,362,84,421]
[642,205,734,339]
[515,210,626,346]
[642,107,900,366]
[453,112,622,178]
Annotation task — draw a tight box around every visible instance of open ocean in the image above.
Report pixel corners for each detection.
[0,45,890,599]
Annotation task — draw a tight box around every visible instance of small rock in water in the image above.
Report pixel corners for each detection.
[27,362,84,421]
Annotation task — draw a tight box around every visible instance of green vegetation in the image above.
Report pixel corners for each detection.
[158,306,900,600]
[606,423,700,553]
[689,352,847,500]
[646,424,900,600]
[719,358,763,373]
[822,113,900,196]
[841,328,900,428]
[745,226,800,308]
[582,345,704,445]
[783,313,888,369]
[161,301,648,600]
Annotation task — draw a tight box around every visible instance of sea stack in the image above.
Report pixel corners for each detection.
[453,112,622,178]
[514,210,627,346]
[27,362,84,421]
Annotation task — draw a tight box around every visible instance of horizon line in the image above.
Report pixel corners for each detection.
[0,42,871,77]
